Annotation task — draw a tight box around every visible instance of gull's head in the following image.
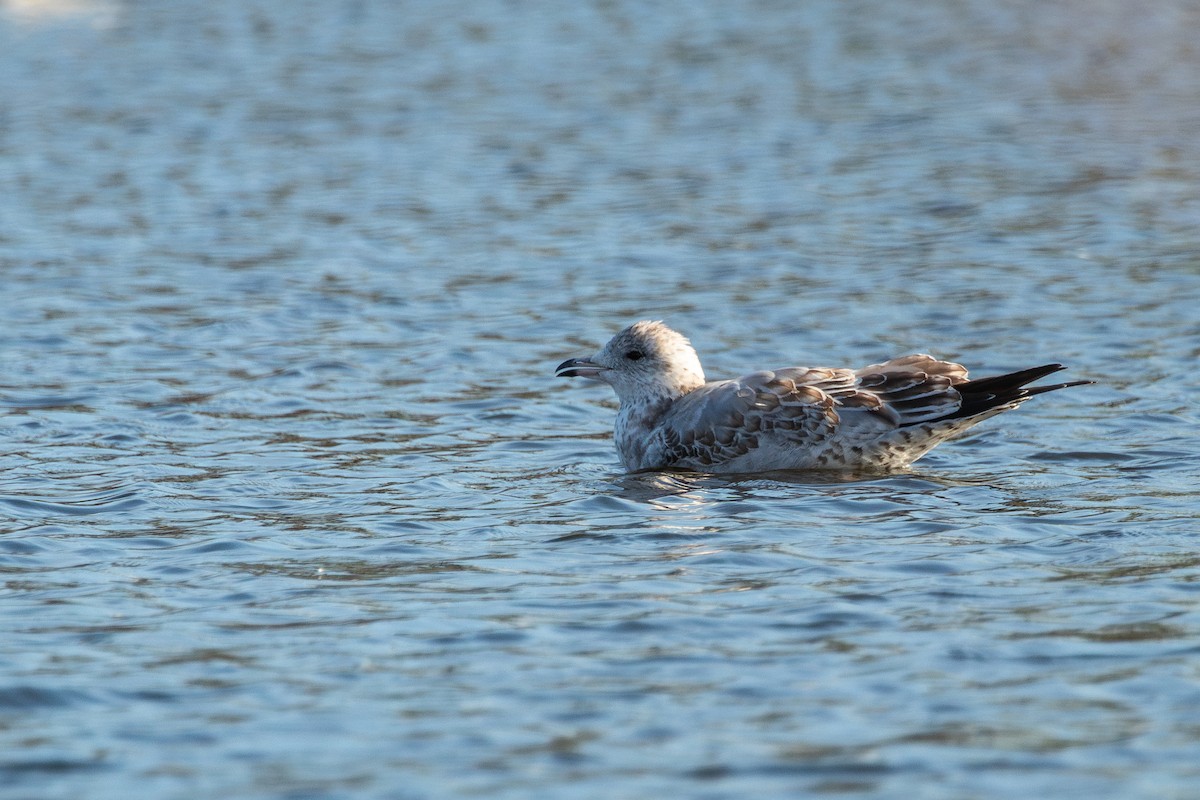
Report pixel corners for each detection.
[555,321,706,403]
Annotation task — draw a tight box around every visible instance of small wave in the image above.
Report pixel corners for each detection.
[0,488,145,517]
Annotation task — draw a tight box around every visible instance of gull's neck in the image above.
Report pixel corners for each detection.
[613,385,689,471]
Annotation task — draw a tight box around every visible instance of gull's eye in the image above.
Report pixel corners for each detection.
[625,349,644,361]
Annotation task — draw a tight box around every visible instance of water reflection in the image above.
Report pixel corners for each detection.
[3,0,117,27]
[605,463,1010,509]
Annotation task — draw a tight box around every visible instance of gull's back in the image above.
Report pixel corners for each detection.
[623,357,1084,473]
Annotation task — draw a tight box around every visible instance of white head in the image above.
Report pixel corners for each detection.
[555,321,706,404]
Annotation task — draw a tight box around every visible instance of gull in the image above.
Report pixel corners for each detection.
[555,321,1091,473]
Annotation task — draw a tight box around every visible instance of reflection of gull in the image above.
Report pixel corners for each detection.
[556,321,1091,473]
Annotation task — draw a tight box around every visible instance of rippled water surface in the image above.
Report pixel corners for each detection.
[2,1,1199,798]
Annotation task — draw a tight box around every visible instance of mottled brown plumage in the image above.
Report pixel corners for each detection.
[555,321,1091,473]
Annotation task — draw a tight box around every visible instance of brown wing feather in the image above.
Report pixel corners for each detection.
[848,354,969,425]
[654,369,847,466]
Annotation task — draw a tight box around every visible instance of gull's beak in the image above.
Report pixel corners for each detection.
[555,357,607,380]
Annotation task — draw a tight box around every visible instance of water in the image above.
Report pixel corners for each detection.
[1,1,1198,798]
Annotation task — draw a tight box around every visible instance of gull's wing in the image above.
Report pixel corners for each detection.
[648,356,973,468]
[847,354,969,424]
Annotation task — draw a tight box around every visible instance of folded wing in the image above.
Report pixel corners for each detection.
[648,355,975,468]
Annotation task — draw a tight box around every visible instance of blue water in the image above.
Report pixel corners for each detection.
[2,1,1198,798]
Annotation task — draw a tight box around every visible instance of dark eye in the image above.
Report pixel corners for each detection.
[625,349,644,361]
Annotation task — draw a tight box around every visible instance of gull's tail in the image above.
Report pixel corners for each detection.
[914,364,1093,425]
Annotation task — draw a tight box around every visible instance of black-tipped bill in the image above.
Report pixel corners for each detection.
[555,357,606,379]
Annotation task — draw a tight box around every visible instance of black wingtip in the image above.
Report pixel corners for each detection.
[1021,378,1095,397]
[955,364,1066,395]
[917,364,1092,425]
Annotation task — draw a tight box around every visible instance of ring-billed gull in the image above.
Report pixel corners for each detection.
[555,321,1092,473]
